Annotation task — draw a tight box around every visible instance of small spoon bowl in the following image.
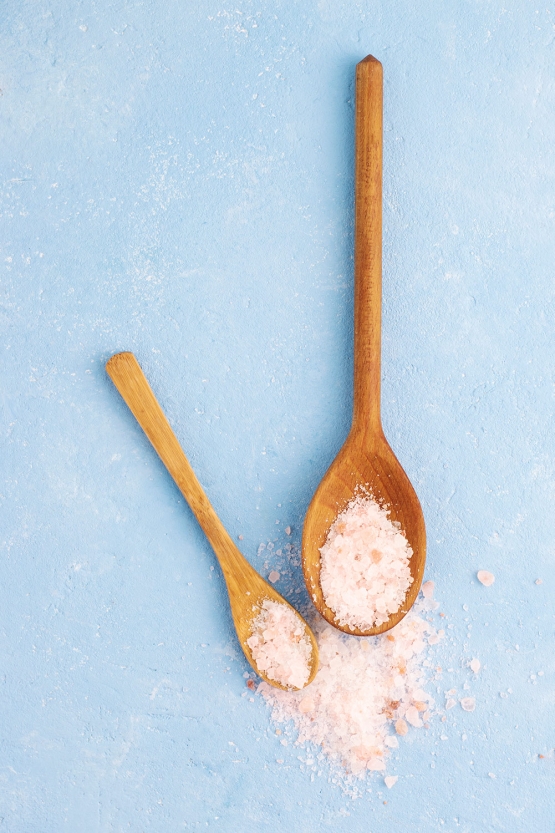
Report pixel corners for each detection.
[302,56,426,637]
[107,351,319,689]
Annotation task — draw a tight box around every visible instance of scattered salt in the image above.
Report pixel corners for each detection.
[445,698,456,710]
[535,579,542,585]
[460,697,476,712]
[422,580,434,599]
[320,496,413,630]
[384,775,398,789]
[247,600,312,689]
[477,570,495,587]
[469,659,481,673]
[268,571,280,583]
[259,592,440,778]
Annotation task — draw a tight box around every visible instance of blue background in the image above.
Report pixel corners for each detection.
[1,1,554,830]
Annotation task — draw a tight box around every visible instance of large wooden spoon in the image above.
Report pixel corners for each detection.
[302,56,426,636]
[107,351,319,689]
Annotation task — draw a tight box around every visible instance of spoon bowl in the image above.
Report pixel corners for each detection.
[302,56,426,636]
[107,351,319,689]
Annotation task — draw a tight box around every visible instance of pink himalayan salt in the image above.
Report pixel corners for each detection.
[384,775,398,789]
[247,600,311,690]
[469,658,481,673]
[421,580,434,599]
[319,496,413,631]
[460,697,476,712]
[477,570,495,587]
[268,570,280,583]
[258,592,439,777]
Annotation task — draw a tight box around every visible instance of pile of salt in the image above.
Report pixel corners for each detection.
[320,496,414,630]
[258,589,442,778]
[247,599,312,690]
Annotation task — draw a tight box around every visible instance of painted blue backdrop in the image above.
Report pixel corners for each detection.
[1,1,554,830]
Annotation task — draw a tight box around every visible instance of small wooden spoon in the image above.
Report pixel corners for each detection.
[106,351,319,689]
[302,56,426,636]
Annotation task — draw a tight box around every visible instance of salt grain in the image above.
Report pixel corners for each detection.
[384,775,398,789]
[320,496,413,630]
[469,659,481,673]
[460,697,476,712]
[268,571,280,583]
[247,600,312,689]
[259,593,439,778]
[422,581,435,599]
[477,570,495,587]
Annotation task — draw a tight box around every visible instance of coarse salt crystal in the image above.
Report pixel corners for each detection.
[247,600,312,689]
[268,571,280,583]
[445,698,456,710]
[319,496,414,631]
[477,571,495,587]
[384,775,398,789]
[469,659,481,673]
[460,698,476,712]
[422,581,434,599]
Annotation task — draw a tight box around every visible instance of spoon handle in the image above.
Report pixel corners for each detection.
[353,56,383,434]
[106,351,244,582]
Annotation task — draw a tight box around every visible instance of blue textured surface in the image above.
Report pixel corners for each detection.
[1,1,554,830]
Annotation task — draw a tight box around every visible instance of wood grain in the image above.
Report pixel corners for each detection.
[106,351,319,689]
[302,56,426,636]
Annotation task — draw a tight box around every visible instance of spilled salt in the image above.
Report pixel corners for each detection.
[247,600,311,690]
[477,570,495,587]
[384,775,398,789]
[268,570,280,583]
[319,496,413,630]
[469,658,480,673]
[460,697,476,712]
[258,589,440,779]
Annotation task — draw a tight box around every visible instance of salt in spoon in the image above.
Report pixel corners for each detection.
[302,56,426,636]
[107,351,319,689]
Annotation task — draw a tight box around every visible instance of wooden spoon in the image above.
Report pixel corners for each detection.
[302,56,426,636]
[106,351,319,689]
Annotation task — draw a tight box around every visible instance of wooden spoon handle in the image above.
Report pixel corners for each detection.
[353,56,383,434]
[106,352,242,579]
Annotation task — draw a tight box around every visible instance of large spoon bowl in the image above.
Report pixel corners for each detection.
[302,56,426,636]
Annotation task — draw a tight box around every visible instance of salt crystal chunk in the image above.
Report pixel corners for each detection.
[469,659,481,673]
[421,580,434,599]
[445,698,456,710]
[285,526,292,535]
[477,570,495,586]
[406,706,423,727]
[268,571,280,583]
[384,775,398,788]
[395,719,409,736]
[298,696,315,714]
[460,697,476,712]
[535,579,542,585]
[367,757,386,771]
[384,736,399,748]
